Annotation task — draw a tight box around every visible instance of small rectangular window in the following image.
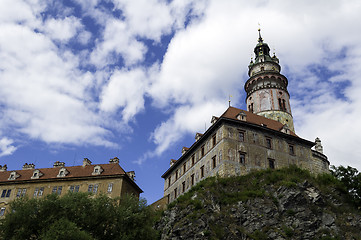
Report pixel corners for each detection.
[200,165,204,178]
[0,207,5,216]
[69,185,75,192]
[268,158,275,169]
[52,186,57,194]
[289,145,295,155]
[16,189,22,198]
[21,188,26,197]
[57,186,62,195]
[175,170,178,180]
[212,134,216,147]
[266,138,272,149]
[33,188,39,197]
[107,183,113,193]
[201,145,205,157]
[239,131,245,142]
[88,184,93,192]
[239,152,246,165]
[174,188,177,198]
[6,189,11,198]
[75,185,80,192]
[191,154,195,166]
[39,187,44,196]
[182,181,185,193]
[183,163,186,174]
[1,190,6,198]
[191,174,195,186]
[93,184,98,194]
[212,156,216,169]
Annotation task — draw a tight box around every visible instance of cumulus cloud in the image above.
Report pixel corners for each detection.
[0,137,17,157]
[43,16,83,42]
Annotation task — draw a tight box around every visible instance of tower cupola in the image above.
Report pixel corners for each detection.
[244,29,295,132]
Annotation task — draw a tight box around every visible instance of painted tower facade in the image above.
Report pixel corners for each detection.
[245,30,295,132]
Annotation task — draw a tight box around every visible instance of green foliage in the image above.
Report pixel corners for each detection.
[0,192,159,240]
[331,165,361,206]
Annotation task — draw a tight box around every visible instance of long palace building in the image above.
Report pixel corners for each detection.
[0,157,142,216]
[161,30,329,203]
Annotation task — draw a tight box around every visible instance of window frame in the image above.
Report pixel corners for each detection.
[239,152,246,165]
[266,137,272,149]
[200,165,204,178]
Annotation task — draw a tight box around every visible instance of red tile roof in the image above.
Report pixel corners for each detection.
[220,107,298,137]
[0,163,126,183]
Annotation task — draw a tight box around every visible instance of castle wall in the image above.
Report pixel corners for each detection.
[164,121,329,202]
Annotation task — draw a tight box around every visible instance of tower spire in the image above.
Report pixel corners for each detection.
[258,28,263,43]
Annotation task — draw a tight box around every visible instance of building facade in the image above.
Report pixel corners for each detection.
[0,157,142,217]
[162,31,329,203]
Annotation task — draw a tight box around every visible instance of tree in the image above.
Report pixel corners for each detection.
[331,165,361,206]
[0,192,159,240]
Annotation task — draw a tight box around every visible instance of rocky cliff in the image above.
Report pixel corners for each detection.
[156,167,361,240]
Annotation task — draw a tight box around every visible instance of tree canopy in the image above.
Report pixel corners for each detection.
[0,192,159,240]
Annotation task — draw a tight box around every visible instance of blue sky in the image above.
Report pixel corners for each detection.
[1,0,361,204]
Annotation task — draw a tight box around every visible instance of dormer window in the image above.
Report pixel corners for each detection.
[31,170,43,179]
[8,171,19,180]
[57,167,69,177]
[92,165,103,175]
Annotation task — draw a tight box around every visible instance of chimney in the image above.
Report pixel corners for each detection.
[195,133,203,142]
[126,171,135,181]
[170,159,177,167]
[53,161,65,168]
[211,116,219,125]
[82,158,92,167]
[109,157,119,164]
[0,165,7,172]
[182,147,188,156]
[22,163,35,170]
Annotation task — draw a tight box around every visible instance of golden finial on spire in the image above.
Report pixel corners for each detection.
[257,24,263,42]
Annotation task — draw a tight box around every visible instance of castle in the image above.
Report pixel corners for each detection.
[161,30,329,203]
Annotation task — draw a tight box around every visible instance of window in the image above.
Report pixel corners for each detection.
[93,184,98,194]
[107,183,113,193]
[183,163,186,174]
[239,152,246,165]
[0,207,5,216]
[266,138,272,149]
[52,186,62,195]
[174,188,177,199]
[33,172,38,178]
[92,165,103,175]
[16,188,26,198]
[228,128,233,138]
[191,174,195,186]
[212,156,216,169]
[57,186,62,195]
[182,181,185,193]
[239,131,245,142]
[289,145,295,155]
[191,154,195,166]
[39,187,44,196]
[57,168,68,177]
[88,184,93,192]
[268,159,275,169]
[16,189,22,198]
[33,188,39,197]
[200,165,204,178]
[69,185,75,192]
[1,190,6,198]
[5,189,11,198]
[75,185,80,192]
[168,177,171,187]
[175,170,178,180]
[201,145,205,157]
[212,134,216,147]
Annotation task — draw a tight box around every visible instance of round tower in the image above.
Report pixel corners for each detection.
[244,29,295,132]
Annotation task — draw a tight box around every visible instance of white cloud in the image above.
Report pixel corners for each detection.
[100,68,148,122]
[43,16,83,42]
[0,137,17,157]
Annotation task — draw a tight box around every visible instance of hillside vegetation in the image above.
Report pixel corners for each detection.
[157,166,361,240]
